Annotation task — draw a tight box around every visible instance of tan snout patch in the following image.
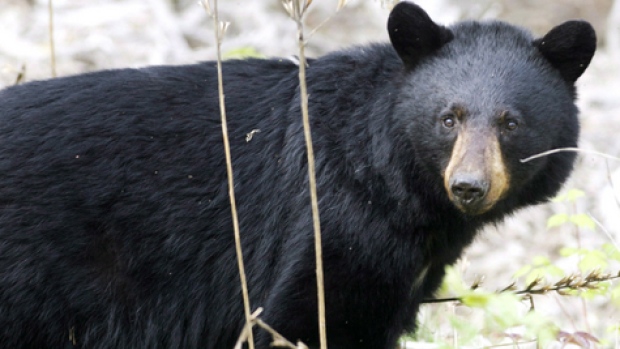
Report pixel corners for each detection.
[443,127,510,214]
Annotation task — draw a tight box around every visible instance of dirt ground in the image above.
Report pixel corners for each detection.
[1,0,619,346]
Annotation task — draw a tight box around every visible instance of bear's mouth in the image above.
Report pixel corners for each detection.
[449,190,496,215]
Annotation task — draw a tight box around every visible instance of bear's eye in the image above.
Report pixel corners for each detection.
[442,116,456,128]
[505,119,519,131]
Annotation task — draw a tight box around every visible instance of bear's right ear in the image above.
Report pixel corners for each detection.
[387,1,453,68]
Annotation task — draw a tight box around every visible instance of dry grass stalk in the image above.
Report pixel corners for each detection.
[423,270,620,304]
[47,0,56,77]
[520,147,620,163]
[282,1,327,348]
[201,1,255,349]
[234,308,309,349]
[13,64,26,85]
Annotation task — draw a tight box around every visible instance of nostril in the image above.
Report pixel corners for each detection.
[450,178,487,204]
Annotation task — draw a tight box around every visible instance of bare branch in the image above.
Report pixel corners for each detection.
[47,0,56,77]
[13,64,26,85]
[201,1,255,349]
[423,271,620,304]
[520,147,620,163]
[234,308,309,349]
[587,213,620,251]
[282,1,327,348]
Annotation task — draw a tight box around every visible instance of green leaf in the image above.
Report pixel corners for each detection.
[448,315,479,345]
[513,264,532,278]
[547,213,569,228]
[602,243,620,261]
[437,266,471,297]
[461,291,492,308]
[544,264,565,278]
[578,249,608,272]
[483,293,522,330]
[222,47,264,59]
[569,214,596,230]
[608,323,620,333]
[552,193,567,202]
[525,269,546,286]
[438,266,468,296]
[565,189,586,202]
[516,256,566,285]
[532,256,551,266]
[560,247,579,257]
[580,282,609,300]
[524,312,559,347]
[552,189,585,203]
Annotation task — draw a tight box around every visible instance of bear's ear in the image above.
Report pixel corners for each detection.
[534,20,596,83]
[387,1,453,68]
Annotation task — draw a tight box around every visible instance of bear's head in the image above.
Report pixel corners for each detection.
[387,1,596,216]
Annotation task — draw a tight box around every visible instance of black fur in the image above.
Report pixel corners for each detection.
[388,1,454,68]
[534,20,597,83]
[0,2,595,349]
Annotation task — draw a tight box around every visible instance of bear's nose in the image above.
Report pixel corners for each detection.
[450,176,488,207]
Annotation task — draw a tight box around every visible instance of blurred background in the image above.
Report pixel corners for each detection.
[1,0,619,346]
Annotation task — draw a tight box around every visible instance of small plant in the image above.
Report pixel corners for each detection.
[409,188,620,348]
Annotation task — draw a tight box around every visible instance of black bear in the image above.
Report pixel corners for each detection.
[0,2,595,349]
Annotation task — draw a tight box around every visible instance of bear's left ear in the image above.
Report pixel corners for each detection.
[534,20,596,83]
[387,1,453,69]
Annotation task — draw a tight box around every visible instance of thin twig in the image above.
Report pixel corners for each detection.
[284,1,327,348]
[302,1,348,43]
[255,318,307,349]
[304,0,349,44]
[234,308,309,349]
[47,0,56,77]
[569,196,591,334]
[13,64,26,85]
[588,213,620,251]
[520,147,620,163]
[423,271,620,304]
[605,160,620,209]
[304,14,338,43]
[202,1,255,349]
[552,293,578,331]
[422,296,462,304]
